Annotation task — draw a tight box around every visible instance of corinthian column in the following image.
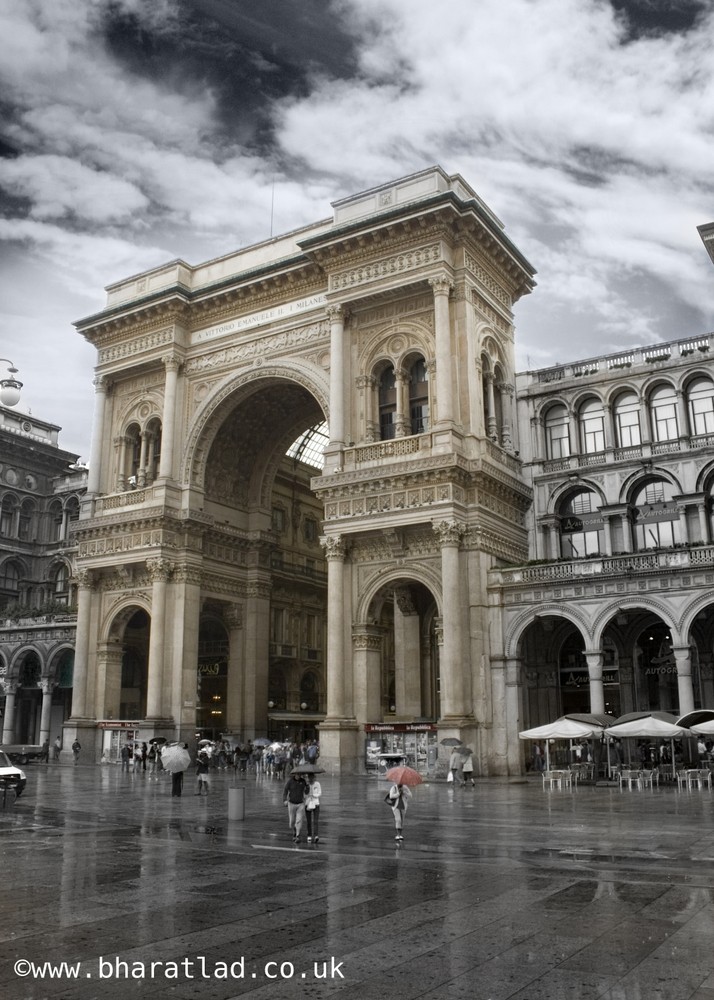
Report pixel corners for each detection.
[87,377,108,494]
[327,305,346,448]
[429,276,454,428]
[585,650,605,715]
[146,558,174,719]
[70,569,95,720]
[159,354,181,480]
[673,645,695,715]
[433,519,468,719]
[322,535,348,718]
[1,683,18,744]
[39,678,54,746]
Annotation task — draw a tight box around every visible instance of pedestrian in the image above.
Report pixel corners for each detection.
[41,739,50,763]
[195,751,210,795]
[283,771,308,843]
[53,736,61,762]
[141,742,148,771]
[133,743,143,773]
[71,739,81,765]
[120,741,131,772]
[305,773,322,843]
[533,742,545,772]
[449,749,464,786]
[386,782,411,841]
[697,737,708,763]
[462,752,475,787]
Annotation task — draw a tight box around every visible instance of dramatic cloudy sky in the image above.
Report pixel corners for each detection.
[1,0,714,456]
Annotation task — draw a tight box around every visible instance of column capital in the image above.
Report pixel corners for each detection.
[93,375,110,393]
[73,568,96,590]
[326,304,345,323]
[432,519,466,547]
[162,353,182,373]
[321,534,347,560]
[429,275,454,297]
[146,557,174,583]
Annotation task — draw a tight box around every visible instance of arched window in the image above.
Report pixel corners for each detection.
[0,560,21,609]
[632,479,681,550]
[18,499,35,541]
[0,494,18,537]
[687,377,714,437]
[64,496,80,540]
[146,417,162,483]
[53,564,70,605]
[378,365,397,440]
[579,398,605,454]
[408,357,429,435]
[614,392,641,447]
[48,499,63,542]
[544,405,570,460]
[650,385,678,443]
[559,489,602,557]
[125,423,141,486]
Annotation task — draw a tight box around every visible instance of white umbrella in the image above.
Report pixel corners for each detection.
[604,712,690,778]
[519,714,612,771]
[160,744,191,773]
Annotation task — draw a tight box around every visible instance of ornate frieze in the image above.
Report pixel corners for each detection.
[350,293,434,328]
[329,244,442,292]
[184,321,328,375]
[97,327,176,365]
[464,251,512,308]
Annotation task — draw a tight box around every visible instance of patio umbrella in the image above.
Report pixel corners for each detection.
[519,714,612,771]
[160,744,191,773]
[291,763,325,775]
[440,737,464,747]
[604,712,691,778]
[676,709,714,730]
[385,765,423,786]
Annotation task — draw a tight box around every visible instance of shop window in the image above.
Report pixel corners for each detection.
[650,385,678,442]
[378,365,397,440]
[614,392,641,447]
[409,357,429,434]
[687,377,714,436]
[559,489,602,557]
[579,398,605,454]
[545,405,570,459]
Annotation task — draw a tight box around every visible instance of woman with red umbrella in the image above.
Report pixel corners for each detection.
[384,765,421,842]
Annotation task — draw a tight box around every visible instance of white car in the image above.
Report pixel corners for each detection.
[0,750,26,798]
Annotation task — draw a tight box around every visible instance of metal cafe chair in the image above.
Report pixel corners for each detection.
[618,769,640,790]
[542,770,573,790]
[638,769,656,789]
[688,769,713,790]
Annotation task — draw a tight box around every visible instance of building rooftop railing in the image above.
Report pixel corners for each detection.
[523,333,713,386]
[496,544,714,586]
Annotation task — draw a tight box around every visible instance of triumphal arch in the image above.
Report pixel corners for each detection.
[70,167,535,773]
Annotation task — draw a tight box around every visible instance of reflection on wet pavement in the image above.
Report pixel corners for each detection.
[2,765,714,999]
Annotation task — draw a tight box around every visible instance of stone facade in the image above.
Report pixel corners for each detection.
[0,406,86,747]
[70,167,535,773]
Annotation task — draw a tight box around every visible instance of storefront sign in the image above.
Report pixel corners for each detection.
[97,720,142,729]
[364,723,437,733]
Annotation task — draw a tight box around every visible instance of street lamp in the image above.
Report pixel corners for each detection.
[0,360,22,407]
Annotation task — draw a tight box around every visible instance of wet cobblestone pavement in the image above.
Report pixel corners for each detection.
[2,763,714,1000]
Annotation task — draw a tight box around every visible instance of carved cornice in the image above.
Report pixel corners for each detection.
[330,243,442,293]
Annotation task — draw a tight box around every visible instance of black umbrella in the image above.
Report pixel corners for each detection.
[291,763,325,775]
[149,736,167,745]
[440,737,464,747]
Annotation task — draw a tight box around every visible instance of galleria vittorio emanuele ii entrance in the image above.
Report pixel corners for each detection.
[67,166,535,774]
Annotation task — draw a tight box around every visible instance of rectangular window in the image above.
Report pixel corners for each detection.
[653,403,678,442]
[547,423,570,459]
[617,410,641,447]
[271,507,285,532]
[691,397,714,435]
[582,417,605,454]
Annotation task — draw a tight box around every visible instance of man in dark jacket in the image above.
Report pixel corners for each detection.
[283,773,307,842]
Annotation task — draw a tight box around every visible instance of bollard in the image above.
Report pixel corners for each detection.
[228,786,245,821]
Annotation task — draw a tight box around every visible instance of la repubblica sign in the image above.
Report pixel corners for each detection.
[364,723,437,733]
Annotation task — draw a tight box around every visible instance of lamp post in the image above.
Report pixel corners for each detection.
[0,360,22,407]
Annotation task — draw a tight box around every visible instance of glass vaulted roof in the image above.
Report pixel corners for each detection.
[286,421,328,470]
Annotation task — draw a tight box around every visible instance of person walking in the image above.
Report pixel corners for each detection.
[305,773,322,843]
[71,739,81,765]
[195,751,210,795]
[462,752,475,787]
[120,741,131,772]
[53,736,61,762]
[449,749,464,786]
[386,782,412,841]
[283,771,308,843]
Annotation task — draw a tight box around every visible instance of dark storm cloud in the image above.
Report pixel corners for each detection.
[610,0,708,39]
[100,0,363,154]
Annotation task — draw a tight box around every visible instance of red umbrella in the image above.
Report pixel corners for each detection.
[385,765,423,786]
